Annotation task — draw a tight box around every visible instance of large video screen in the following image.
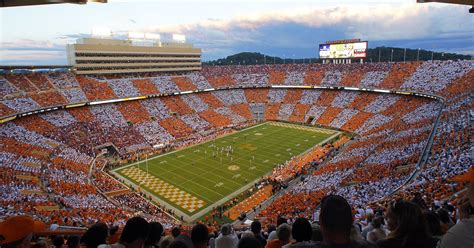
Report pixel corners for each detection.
[319,42,368,59]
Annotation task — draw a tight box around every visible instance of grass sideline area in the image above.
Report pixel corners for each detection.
[112,122,337,219]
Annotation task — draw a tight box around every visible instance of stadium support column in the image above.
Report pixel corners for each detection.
[404,48,406,63]
[378,48,381,62]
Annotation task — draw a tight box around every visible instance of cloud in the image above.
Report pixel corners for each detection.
[0,40,67,65]
[144,3,473,60]
[1,3,471,64]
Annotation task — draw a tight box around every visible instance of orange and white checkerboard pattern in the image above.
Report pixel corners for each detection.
[120,167,205,213]
[269,122,335,134]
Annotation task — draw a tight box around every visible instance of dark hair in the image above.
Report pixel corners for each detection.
[250,220,262,234]
[372,216,383,229]
[292,218,312,242]
[237,236,261,248]
[191,224,209,246]
[267,225,276,234]
[424,211,444,237]
[172,227,181,238]
[320,195,353,235]
[120,216,150,244]
[277,217,287,227]
[146,222,164,247]
[53,236,64,248]
[388,200,430,241]
[81,222,108,248]
[66,235,80,248]
[435,208,451,224]
[168,240,189,248]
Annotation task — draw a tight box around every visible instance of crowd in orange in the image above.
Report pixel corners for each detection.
[0,60,471,236]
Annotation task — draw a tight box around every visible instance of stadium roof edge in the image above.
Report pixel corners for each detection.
[0,0,106,8]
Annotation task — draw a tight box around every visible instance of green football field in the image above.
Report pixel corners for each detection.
[112,122,337,219]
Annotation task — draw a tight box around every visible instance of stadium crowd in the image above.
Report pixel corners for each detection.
[0,60,473,248]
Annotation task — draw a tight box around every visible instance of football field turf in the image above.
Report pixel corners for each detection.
[112,122,338,219]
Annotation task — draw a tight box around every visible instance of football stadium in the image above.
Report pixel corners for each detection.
[0,0,473,248]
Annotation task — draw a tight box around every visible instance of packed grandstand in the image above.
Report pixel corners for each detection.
[0,58,473,247]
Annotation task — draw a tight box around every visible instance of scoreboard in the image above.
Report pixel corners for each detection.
[319,41,368,59]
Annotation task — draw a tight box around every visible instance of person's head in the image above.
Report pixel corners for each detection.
[81,222,108,248]
[240,231,254,239]
[171,227,181,238]
[371,216,383,229]
[276,217,287,227]
[276,223,291,242]
[146,222,164,247]
[250,221,262,235]
[120,217,150,248]
[385,200,429,240]
[458,196,474,219]
[435,208,451,224]
[292,218,312,242]
[267,225,276,235]
[0,216,46,248]
[453,168,474,207]
[168,240,189,248]
[159,236,174,248]
[53,236,64,248]
[311,223,323,242]
[191,224,208,248]
[424,211,444,237]
[220,224,231,236]
[66,236,80,248]
[319,195,353,243]
[237,236,261,248]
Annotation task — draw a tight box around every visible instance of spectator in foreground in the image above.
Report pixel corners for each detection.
[191,224,209,248]
[266,223,291,248]
[423,211,444,240]
[238,236,262,248]
[377,200,438,248]
[82,222,108,248]
[0,216,46,248]
[112,216,150,248]
[146,222,164,248]
[366,216,386,243]
[172,227,181,239]
[251,220,267,248]
[283,218,313,248]
[316,195,374,248]
[215,224,238,248]
[439,168,474,248]
[268,217,287,241]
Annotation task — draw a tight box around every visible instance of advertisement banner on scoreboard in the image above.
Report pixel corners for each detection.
[319,42,368,59]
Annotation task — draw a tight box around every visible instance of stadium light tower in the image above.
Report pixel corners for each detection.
[403,48,407,63]
[417,48,420,61]
[391,49,394,62]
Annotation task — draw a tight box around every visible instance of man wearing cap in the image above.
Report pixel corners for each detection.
[439,168,474,248]
[0,216,46,248]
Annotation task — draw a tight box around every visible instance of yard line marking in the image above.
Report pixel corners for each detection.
[159,161,167,164]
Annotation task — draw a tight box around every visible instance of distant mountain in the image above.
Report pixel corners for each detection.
[203,48,470,65]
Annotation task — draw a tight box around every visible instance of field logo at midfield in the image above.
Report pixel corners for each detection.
[228,165,240,171]
[240,143,258,151]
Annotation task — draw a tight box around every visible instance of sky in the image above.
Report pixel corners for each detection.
[0,0,473,65]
